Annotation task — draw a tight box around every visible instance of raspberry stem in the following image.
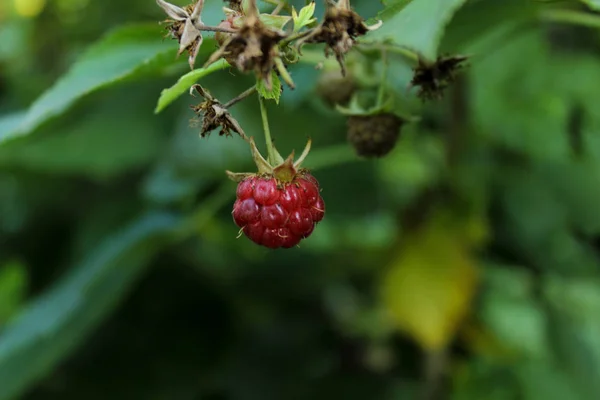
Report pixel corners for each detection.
[258,94,276,165]
[356,43,420,66]
[376,49,388,107]
[223,85,257,108]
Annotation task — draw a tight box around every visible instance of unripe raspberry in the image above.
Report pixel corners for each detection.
[316,69,356,106]
[232,171,325,249]
[347,113,404,158]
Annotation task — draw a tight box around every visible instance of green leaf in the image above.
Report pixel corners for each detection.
[259,14,292,30]
[0,112,25,140]
[376,0,413,21]
[544,276,600,398]
[293,2,316,32]
[0,212,179,400]
[0,91,165,179]
[0,261,27,325]
[154,58,230,113]
[366,0,469,61]
[516,361,583,400]
[480,265,550,359]
[580,0,600,11]
[256,71,282,104]
[1,24,178,144]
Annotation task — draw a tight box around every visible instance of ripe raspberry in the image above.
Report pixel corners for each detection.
[228,138,325,249]
[232,172,325,249]
[347,113,403,158]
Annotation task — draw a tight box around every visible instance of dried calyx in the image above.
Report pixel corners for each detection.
[411,54,469,100]
[298,0,381,76]
[156,0,236,69]
[226,137,313,185]
[205,0,287,89]
[223,0,243,12]
[190,85,245,138]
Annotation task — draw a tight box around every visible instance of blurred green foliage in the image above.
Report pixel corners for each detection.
[2,0,600,399]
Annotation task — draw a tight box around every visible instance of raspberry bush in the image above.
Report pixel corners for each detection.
[7,0,600,399]
[152,0,462,248]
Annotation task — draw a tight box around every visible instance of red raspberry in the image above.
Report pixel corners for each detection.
[232,172,325,249]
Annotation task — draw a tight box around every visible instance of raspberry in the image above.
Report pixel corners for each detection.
[316,68,356,106]
[347,113,404,158]
[232,172,325,249]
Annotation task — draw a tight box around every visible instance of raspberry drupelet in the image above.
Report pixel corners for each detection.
[228,138,325,249]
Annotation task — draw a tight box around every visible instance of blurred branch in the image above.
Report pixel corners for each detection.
[447,73,470,166]
[539,9,600,29]
[421,350,449,400]
[304,144,360,170]
[173,183,234,241]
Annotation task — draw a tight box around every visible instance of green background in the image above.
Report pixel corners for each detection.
[2,0,600,399]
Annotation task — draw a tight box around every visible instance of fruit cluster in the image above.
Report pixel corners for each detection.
[233,173,325,249]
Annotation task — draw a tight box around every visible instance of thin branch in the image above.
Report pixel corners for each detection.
[280,29,315,46]
[224,86,258,108]
[258,94,276,164]
[195,23,238,33]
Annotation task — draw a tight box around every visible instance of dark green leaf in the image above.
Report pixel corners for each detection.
[0,212,179,400]
[579,0,600,11]
[366,0,468,60]
[0,94,165,179]
[480,265,549,359]
[1,24,177,144]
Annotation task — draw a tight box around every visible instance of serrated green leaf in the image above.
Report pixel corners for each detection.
[259,14,292,30]
[366,0,468,61]
[0,212,180,400]
[154,58,230,113]
[256,71,282,104]
[1,24,178,144]
[293,2,316,32]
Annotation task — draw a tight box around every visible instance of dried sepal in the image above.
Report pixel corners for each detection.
[410,54,469,101]
[223,0,243,12]
[226,137,273,181]
[226,138,313,183]
[226,171,255,182]
[190,85,245,138]
[157,0,206,69]
[297,0,381,75]
[205,0,287,88]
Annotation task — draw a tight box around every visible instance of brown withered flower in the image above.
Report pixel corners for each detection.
[205,0,286,89]
[156,0,205,69]
[223,0,243,12]
[298,0,382,76]
[410,54,469,101]
[190,85,245,138]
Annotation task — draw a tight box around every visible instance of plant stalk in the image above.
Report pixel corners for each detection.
[224,86,257,108]
[258,94,276,164]
[376,49,388,107]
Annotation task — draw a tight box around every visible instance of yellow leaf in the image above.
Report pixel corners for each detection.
[13,0,46,18]
[380,217,479,350]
